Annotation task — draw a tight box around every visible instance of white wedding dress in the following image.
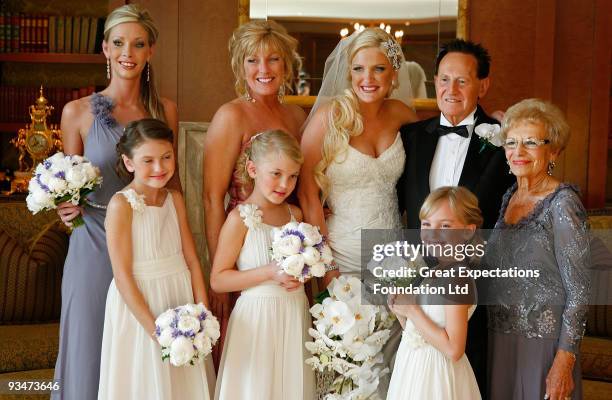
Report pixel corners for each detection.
[387,304,481,400]
[326,132,405,274]
[324,132,405,397]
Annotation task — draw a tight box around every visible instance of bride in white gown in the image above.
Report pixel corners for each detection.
[299,28,418,397]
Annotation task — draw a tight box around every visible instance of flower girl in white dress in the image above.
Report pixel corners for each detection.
[211,130,315,400]
[98,119,213,399]
[387,186,482,400]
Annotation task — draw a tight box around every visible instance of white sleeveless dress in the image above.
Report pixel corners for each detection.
[98,189,213,400]
[324,132,405,397]
[214,204,315,400]
[387,304,481,400]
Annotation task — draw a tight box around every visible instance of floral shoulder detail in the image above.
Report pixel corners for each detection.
[90,92,117,128]
[238,203,263,229]
[119,189,146,213]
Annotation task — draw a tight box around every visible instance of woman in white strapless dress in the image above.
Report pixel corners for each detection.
[299,28,418,397]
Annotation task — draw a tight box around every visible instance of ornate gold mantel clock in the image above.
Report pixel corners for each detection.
[10,86,63,172]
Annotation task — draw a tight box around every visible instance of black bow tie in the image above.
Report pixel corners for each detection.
[436,124,469,138]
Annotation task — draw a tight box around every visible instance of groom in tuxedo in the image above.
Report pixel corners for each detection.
[397,39,514,397]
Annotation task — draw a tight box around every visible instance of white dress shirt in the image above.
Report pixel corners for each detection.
[429,109,477,190]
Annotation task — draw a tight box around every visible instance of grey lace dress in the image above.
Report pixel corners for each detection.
[482,183,590,400]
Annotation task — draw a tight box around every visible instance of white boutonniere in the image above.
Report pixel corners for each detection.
[474,123,503,153]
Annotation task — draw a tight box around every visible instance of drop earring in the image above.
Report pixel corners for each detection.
[106,59,110,80]
[146,62,150,82]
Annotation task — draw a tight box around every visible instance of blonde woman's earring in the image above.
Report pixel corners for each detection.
[277,85,286,103]
[106,59,110,80]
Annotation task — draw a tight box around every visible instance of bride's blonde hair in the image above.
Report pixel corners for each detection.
[315,28,399,201]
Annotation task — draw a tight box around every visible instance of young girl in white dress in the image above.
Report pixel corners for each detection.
[387,186,482,400]
[98,119,213,400]
[211,130,315,400]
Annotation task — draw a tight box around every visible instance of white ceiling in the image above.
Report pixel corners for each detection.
[250,0,459,20]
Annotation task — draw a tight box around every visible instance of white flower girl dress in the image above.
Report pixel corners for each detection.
[214,204,315,400]
[98,189,214,400]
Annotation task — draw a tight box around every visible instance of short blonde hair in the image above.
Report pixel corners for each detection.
[229,20,301,97]
[501,98,570,152]
[235,130,304,196]
[419,186,483,228]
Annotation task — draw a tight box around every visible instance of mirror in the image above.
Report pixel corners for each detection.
[240,0,469,110]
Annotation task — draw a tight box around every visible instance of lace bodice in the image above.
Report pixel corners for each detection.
[325,132,405,229]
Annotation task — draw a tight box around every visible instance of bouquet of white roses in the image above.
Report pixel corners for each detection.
[154,303,220,367]
[26,152,102,227]
[305,276,395,400]
[271,221,333,282]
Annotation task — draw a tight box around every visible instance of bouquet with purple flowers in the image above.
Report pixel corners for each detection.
[271,221,333,282]
[26,152,102,227]
[154,303,220,367]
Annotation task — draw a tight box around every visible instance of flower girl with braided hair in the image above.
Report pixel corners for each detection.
[211,129,314,400]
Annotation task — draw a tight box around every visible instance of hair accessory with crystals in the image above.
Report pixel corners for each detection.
[382,39,403,70]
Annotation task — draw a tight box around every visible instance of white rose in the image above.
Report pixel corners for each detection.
[37,170,53,186]
[183,303,202,318]
[82,163,99,181]
[26,193,43,213]
[281,254,305,278]
[69,154,84,164]
[66,168,87,189]
[320,244,333,264]
[274,234,302,256]
[202,318,221,342]
[169,335,195,366]
[193,331,212,355]
[299,222,323,246]
[157,328,175,347]
[47,177,68,193]
[32,186,53,206]
[177,315,201,333]
[155,309,176,329]
[310,262,326,278]
[301,246,320,265]
[283,221,299,231]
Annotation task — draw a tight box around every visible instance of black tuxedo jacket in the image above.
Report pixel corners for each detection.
[398,105,514,229]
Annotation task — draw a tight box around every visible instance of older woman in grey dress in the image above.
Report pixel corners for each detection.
[52,5,179,399]
[483,99,590,400]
